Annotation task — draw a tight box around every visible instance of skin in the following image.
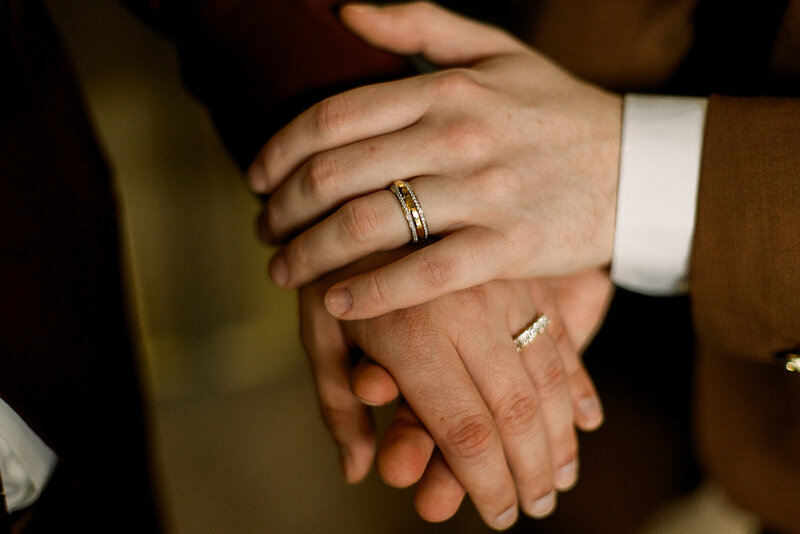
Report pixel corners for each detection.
[247,2,622,529]
[249,2,622,321]
[299,250,613,529]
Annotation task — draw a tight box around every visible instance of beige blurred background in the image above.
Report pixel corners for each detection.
[43,1,759,533]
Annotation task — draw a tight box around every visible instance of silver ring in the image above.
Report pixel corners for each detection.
[514,314,550,352]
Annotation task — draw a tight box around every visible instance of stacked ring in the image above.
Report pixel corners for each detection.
[390,180,429,243]
[513,314,550,352]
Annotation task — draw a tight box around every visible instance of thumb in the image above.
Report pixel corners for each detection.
[339,2,525,66]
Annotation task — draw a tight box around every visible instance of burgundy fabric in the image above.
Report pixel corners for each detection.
[128,0,413,168]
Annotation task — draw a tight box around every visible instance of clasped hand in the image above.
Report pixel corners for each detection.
[300,252,610,529]
[248,2,621,530]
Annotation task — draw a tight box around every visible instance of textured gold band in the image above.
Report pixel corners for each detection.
[390,180,429,243]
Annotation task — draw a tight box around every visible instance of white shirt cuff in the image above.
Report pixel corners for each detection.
[611,94,707,296]
[0,398,57,511]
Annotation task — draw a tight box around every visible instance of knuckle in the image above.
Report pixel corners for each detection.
[314,95,351,137]
[388,311,440,368]
[261,139,285,185]
[417,254,454,290]
[554,436,578,465]
[318,398,355,435]
[472,166,514,199]
[305,154,340,202]
[568,368,595,399]
[363,270,394,311]
[546,318,571,352]
[431,69,480,98]
[453,286,490,315]
[441,119,490,160]
[534,356,567,404]
[493,390,540,436]
[444,414,496,460]
[399,1,437,19]
[287,235,313,273]
[339,200,380,246]
[412,1,436,12]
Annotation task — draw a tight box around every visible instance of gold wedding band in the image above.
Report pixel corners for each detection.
[514,314,550,352]
[390,180,429,243]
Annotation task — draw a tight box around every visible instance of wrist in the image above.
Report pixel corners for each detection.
[595,90,623,268]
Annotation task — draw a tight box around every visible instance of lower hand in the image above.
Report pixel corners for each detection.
[299,251,612,529]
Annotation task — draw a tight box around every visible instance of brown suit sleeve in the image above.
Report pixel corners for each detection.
[691,96,800,533]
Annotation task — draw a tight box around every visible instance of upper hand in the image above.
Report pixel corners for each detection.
[249,2,622,320]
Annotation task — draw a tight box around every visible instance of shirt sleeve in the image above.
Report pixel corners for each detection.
[610,94,708,296]
[0,399,57,512]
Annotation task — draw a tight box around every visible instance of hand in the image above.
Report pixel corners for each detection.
[349,268,613,526]
[250,2,622,320]
[300,250,612,529]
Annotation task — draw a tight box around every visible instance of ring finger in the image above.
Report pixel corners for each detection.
[268,176,468,288]
[516,328,579,493]
[263,124,451,241]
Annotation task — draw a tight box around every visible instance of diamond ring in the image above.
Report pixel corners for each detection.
[513,315,550,352]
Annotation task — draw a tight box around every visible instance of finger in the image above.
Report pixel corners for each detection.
[264,112,497,243]
[263,125,468,241]
[247,75,432,193]
[324,227,508,319]
[351,358,399,406]
[340,2,526,66]
[384,337,519,530]
[299,286,375,483]
[263,126,435,242]
[540,305,604,432]
[455,305,558,518]
[414,450,467,523]
[517,331,578,494]
[375,401,435,488]
[543,270,615,351]
[268,177,467,289]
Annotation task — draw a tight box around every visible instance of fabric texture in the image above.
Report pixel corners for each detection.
[612,94,707,296]
[691,95,800,534]
[0,399,55,511]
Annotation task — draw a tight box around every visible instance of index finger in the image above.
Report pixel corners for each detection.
[299,285,376,484]
[247,74,434,193]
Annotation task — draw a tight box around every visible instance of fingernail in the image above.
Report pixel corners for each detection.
[494,505,518,530]
[554,460,578,491]
[579,397,603,423]
[527,491,556,518]
[269,254,289,287]
[344,3,379,14]
[326,288,352,317]
[356,396,382,407]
